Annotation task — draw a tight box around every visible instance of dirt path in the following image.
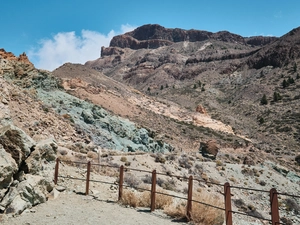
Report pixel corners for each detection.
[1,191,187,225]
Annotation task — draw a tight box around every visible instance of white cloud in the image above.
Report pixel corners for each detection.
[121,24,137,33]
[28,24,136,71]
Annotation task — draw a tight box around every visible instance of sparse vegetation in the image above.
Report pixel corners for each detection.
[164,191,224,225]
[260,94,268,105]
[284,198,300,214]
[293,63,297,72]
[259,117,265,124]
[121,188,172,210]
[155,153,166,164]
[124,173,141,188]
[273,91,282,102]
[120,156,127,162]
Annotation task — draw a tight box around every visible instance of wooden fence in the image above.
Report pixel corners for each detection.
[54,158,299,225]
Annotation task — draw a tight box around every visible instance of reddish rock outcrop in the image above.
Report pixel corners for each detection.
[0,49,32,65]
[196,104,207,114]
[199,140,219,159]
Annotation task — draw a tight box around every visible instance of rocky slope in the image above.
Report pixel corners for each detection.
[85,24,300,167]
[1,24,300,224]
[0,49,175,215]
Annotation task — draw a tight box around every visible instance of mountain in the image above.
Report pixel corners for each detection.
[247,27,300,69]
[109,24,276,50]
[1,24,300,223]
[85,24,300,161]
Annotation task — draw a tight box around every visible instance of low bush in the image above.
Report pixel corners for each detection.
[121,188,172,210]
[120,156,127,162]
[155,153,166,164]
[284,198,300,214]
[165,191,224,225]
[124,173,141,188]
[121,190,139,208]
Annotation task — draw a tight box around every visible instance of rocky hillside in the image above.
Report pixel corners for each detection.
[0,49,176,215]
[1,24,300,224]
[85,24,300,166]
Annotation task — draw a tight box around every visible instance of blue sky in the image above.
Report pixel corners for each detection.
[1,0,299,70]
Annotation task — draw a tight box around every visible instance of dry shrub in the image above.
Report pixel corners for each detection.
[191,192,224,225]
[156,191,173,209]
[121,190,139,208]
[165,191,224,225]
[155,153,166,164]
[87,151,98,159]
[137,188,172,209]
[99,166,118,177]
[57,154,71,162]
[121,188,172,210]
[124,173,141,188]
[120,156,127,162]
[139,191,151,207]
[164,201,186,219]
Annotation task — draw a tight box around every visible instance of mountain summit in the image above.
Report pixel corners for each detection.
[109,24,277,51]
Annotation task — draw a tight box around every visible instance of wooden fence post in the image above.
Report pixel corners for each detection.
[187,175,193,221]
[85,161,91,195]
[54,158,59,185]
[118,165,124,201]
[270,188,280,225]
[224,182,232,225]
[151,170,157,212]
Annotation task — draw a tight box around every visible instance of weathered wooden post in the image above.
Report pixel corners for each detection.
[54,158,59,185]
[270,188,280,225]
[151,170,157,212]
[224,182,232,225]
[85,161,91,195]
[186,175,193,221]
[118,165,124,201]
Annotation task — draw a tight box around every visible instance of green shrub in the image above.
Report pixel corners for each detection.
[260,94,268,105]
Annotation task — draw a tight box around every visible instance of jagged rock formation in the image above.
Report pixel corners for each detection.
[108,24,276,51]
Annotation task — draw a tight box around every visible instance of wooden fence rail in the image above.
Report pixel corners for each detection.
[54,159,285,225]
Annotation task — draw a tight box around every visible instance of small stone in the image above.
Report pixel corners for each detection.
[55,186,66,192]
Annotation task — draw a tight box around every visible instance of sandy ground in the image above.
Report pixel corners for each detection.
[1,191,187,225]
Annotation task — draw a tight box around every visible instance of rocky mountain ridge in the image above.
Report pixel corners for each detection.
[109,24,277,51]
[85,24,300,163]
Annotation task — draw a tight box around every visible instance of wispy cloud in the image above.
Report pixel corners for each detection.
[28,24,136,71]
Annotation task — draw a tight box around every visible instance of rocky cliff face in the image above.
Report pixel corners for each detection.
[108,24,277,52]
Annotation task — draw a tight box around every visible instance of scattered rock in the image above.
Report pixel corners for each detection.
[195,104,207,114]
[199,140,219,160]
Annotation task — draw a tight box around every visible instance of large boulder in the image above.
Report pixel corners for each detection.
[0,146,18,200]
[0,125,55,215]
[0,124,36,166]
[199,140,219,160]
[25,138,58,175]
[0,174,52,215]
